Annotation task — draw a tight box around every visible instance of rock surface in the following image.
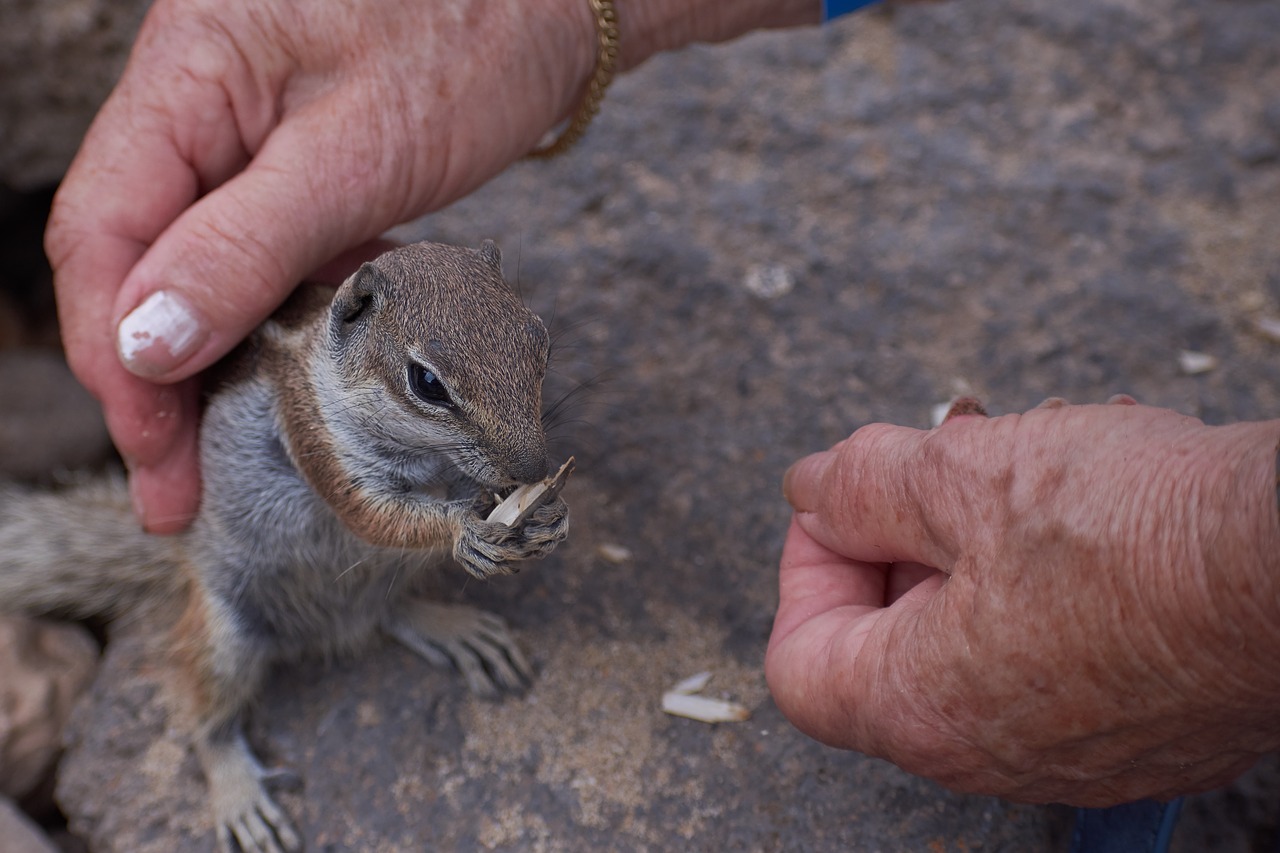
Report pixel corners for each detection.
[0,615,98,802]
[3,0,1276,850]
[0,0,149,190]
[0,351,113,481]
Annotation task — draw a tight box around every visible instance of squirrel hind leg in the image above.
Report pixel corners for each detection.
[173,590,301,852]
[384,600,533,697]
[198,725,302,853]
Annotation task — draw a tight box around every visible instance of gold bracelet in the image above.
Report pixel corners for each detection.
[527,0,619,159]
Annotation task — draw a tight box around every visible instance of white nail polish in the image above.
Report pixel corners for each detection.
[117,291,205,376]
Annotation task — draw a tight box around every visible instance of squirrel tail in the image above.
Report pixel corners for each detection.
[0,475,181,620]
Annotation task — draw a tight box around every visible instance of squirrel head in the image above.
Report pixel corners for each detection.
[326,240,550,487]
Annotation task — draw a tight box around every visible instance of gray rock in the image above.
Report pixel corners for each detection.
[0,0,149,189]
[57,610,215,853]
[0,615,98,803]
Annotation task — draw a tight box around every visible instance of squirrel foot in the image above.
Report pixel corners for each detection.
[202,729,301,853]
[385,599,533,697]
[453,497,570,579]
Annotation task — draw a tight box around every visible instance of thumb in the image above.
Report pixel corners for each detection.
[765,517,947,752]
[783,422,970,572]
[112,121,387,382]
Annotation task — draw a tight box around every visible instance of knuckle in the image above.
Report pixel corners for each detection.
[843,421,899,457]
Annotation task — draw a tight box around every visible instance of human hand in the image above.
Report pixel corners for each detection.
[765,399,1280,806]
[43,0,822,533]
[43,0,602,531]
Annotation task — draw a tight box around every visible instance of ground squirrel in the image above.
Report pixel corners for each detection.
[0,240,571,852]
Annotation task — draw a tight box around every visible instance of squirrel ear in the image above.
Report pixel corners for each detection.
[331,263,383,329]
[478,239,503,274]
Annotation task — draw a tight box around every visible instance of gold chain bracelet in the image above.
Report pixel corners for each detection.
[527,0,619,159]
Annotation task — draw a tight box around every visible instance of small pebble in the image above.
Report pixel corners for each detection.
[1255,316,1280,343]
[596,543,633,564]
[742,264,794,299]
[1178,350,1217,375]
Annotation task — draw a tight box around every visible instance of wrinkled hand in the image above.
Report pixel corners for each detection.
[765,399,1280,806]
[44,0,596,531]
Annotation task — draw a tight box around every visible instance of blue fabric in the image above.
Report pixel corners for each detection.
[1071,799,1183,853]
[822,0,881,22]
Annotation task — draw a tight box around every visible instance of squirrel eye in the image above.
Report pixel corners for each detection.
[407,363,451,407]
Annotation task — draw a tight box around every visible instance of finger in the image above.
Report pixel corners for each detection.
[47,25,255,340]
[771,516,890,645]
[47,113,196,471]
[47,217,202,531]
[126,401,203,533]
[112,106,397,382]
[309,239,403,285]
[47,30,257,529]
[767,520,946,752]
[766,520,887,747]
[771,519,948,667]
[1034,397,1069,409]
[885,561,945,605]
[783,424,959,570]
[1107,393,1138,405]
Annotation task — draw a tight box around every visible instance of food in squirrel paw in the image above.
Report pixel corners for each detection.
[487,457,576,527]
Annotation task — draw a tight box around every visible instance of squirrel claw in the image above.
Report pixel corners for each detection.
[259,765,304,792]
[219,800,301,853]
[453,497,569,579]
[205,731,302,853]
[386,600,533,696]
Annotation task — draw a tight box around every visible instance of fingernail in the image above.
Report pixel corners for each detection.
[117,291,207,378]
[782,463,797,503]
[782,454,824,510]
[942,396,988,423]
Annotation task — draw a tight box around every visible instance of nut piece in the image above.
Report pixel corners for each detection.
[486,457,576,527]
[660,671,751,723]
[661,693,752,723]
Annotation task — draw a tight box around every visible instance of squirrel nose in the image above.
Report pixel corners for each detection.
[508,449,549,485]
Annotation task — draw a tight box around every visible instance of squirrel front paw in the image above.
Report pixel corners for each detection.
[517,496,570,556]
[453,497,569,579]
